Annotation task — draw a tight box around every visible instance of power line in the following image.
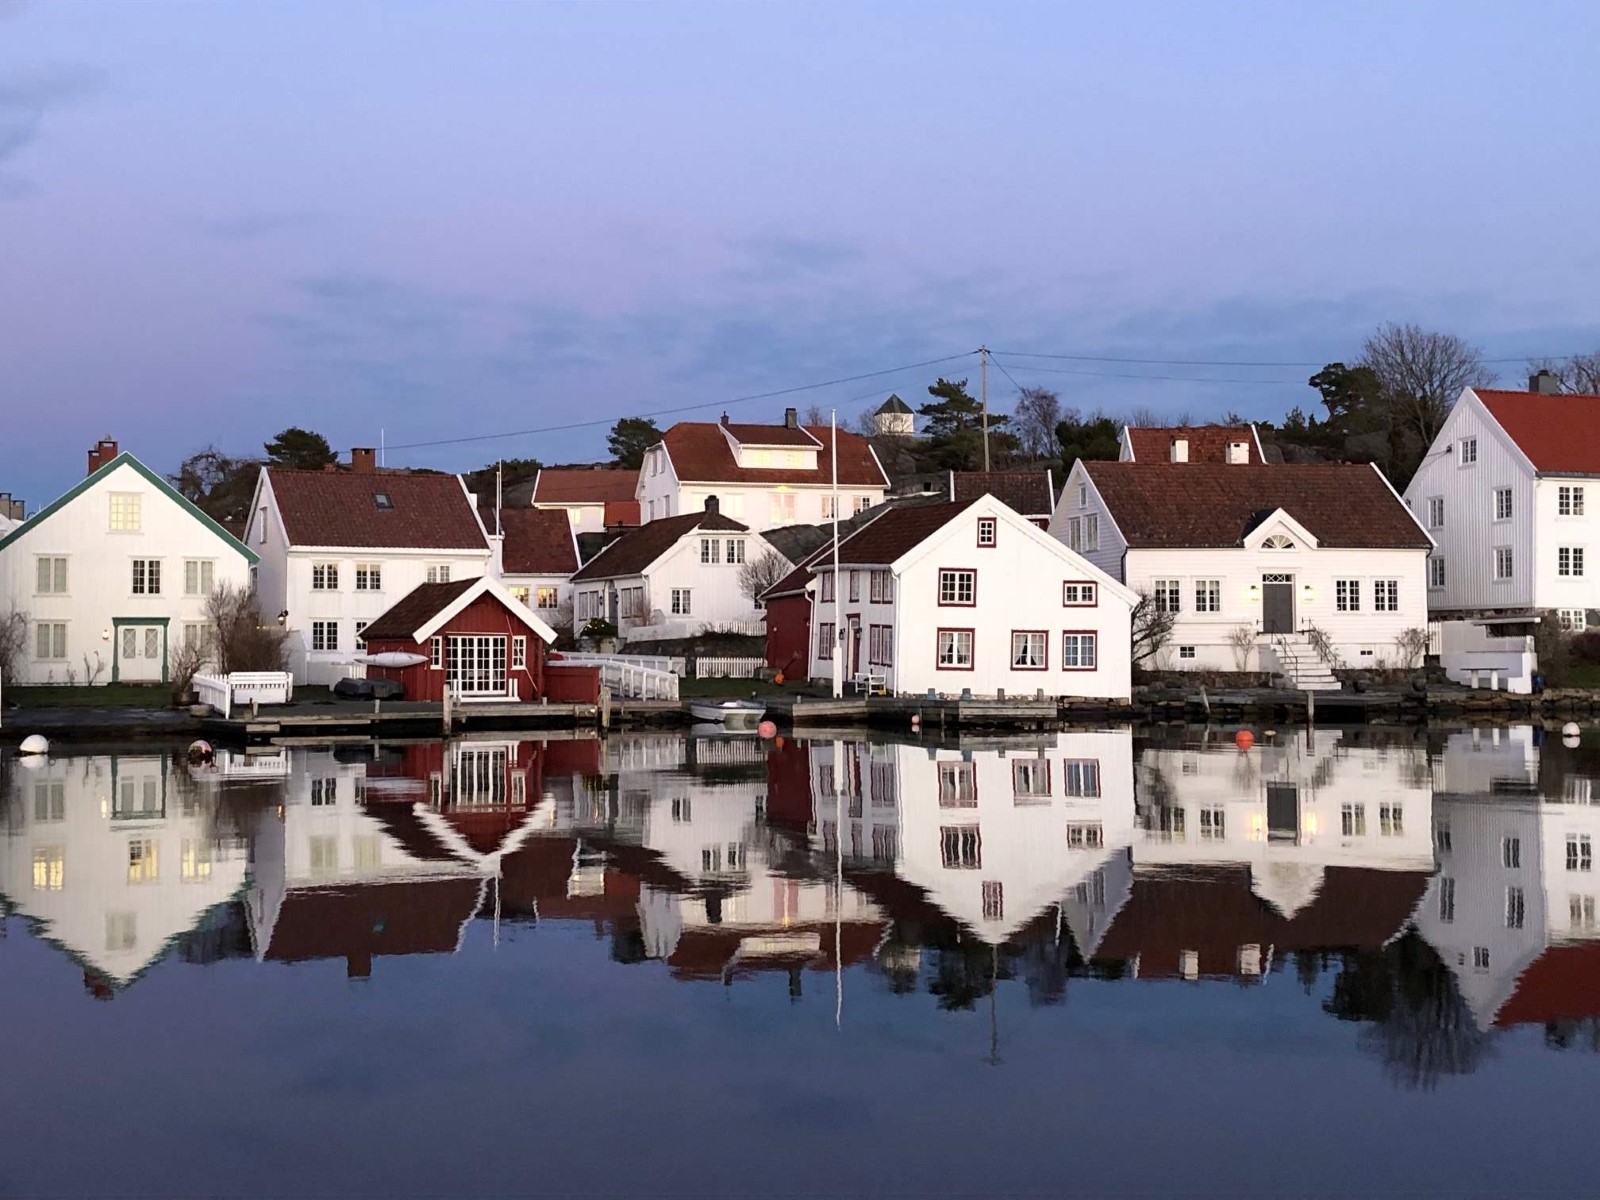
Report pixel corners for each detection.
[991,347,1587,367]
[994,360,1304,385]
[377,351,978,453]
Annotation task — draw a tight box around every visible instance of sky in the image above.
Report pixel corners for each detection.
[4,0,1600,504]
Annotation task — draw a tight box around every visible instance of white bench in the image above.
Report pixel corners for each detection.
[853,672,888,696]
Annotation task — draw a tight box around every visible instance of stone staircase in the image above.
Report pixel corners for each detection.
[1266,634,1341,692]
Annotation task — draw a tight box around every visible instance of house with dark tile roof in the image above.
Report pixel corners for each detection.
[569,496,784,639]
[523,465,641,534]
[245,451,494,685]
[1402,373,1600,637]
[1051,458,1432,684]
[636,407,889,532]
[1118,423,1265,465]
[487,506,579,620]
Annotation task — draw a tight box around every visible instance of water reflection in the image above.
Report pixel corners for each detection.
[4,724,1600,1086]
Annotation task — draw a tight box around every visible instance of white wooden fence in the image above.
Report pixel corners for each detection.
[694,656,765,679]
[556,652,687,677]
[193,671,295,720]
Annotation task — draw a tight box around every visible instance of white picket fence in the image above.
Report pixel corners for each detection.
[694,655,765,679]
[193,671,295,720]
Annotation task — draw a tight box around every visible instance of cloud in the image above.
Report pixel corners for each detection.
[0,64,105,194]
[192,210,323,241]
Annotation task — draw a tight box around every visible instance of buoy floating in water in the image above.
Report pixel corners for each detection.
[1234,730,1254,752]
[757,720,777,740]
[1563,722,1582,738]
[187,739,214,765]
[18,734,49,756]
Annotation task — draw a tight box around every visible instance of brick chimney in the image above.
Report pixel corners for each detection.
[351,447,377,474]
[703,495,720,515]
[87,437,119,476]
[1530,369,1561,395]
[720,412,730,427]
[784,406,799,429]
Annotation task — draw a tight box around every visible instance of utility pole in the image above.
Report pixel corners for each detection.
[979,345,990,472]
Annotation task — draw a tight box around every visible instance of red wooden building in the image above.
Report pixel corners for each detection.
[358,576,598,703]
[761,557,819,683]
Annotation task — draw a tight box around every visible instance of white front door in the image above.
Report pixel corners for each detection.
[118,623,165,683]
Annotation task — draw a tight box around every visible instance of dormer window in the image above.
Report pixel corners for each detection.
[1262,534,1295,550]
[1170,439,1189,463]
[1227,441,1250,464]
[374,492,393,510]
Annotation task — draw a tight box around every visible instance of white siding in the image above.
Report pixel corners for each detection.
[1531,477,1600,614]
[574,529,774,639]
[1048,462,1126,580]
[638,442,886,533]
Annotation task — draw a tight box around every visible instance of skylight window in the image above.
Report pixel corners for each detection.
[373,492,393,510]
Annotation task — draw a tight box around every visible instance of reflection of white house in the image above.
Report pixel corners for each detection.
[801,731,1137,951]
[0,439,256,685]
[0,752,248,991]
[1052,460,1432,686]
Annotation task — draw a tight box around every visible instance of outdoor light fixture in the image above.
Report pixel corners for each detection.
[100,628,110,640]
[277,611,288,625]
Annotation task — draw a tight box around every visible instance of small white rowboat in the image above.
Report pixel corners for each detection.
[353,651,430,669]
[688,699,767,727]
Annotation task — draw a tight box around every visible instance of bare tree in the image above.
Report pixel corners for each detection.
[1530,351,1600,395]
[0,604,26,682]
[1359,323,1495,451]
[1125,406,1162,429]
[1012,386,1062,460]
[801,404,827,426]
[205,584,289,674]
[168,636,209,701]
[738,548,793,606]
[1130,592,1176,665]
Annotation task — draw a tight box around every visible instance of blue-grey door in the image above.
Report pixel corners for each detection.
[1262,577,1294,634]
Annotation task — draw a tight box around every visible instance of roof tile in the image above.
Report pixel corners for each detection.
[267,469,489,550]
[530,467,640,504]
[570,509,750,581]
[497,507,578,575]
[1474,388,1600,474]
[661,422,887,487]
[359,578,479,642]
[1124,425,1258,464]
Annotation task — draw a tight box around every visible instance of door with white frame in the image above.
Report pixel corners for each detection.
[447,634,509,698]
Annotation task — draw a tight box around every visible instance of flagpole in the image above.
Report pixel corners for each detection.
[831,410,842,699]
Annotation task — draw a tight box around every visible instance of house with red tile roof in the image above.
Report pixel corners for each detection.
[487,506,579,621]
[788,493,1136,699]
[1052,459,1432,685]
[1118,423,1266,465]
[1402,373,1600,634]
[525,465,641,534]
[245,450,494,685]
[636,407,889,532]
[569,497,782,639]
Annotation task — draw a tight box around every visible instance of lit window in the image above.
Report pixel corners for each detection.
[109,492,141,531]
[127,839,159,884]
[355,563,382,591]
[31,846,63,891]
[936,628,974,668]
[535,586,559,609]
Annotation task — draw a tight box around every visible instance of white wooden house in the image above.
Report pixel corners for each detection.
[488,506,579,619]
[795,495,1137,700]
[1052,460,1432,686]
[636,409,889,531]
[523,466,641,534]
[245,455,494,685]
[569,498,778,640]
[1402,376,1600,632]
[0,439,256,685]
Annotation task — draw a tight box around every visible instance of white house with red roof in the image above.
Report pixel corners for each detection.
[487,506,579,620]
[245,452,494,685]
[1118,423,1266,464]
[637,408,888,531]
[1403,373,1600,633]
[790,495,1136,699]
[0,438,256,685]
[525,466,641,534]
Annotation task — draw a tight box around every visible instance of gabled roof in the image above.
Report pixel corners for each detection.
[1493,942,1600,1027]
[722,422,822,448]
[569,509,750,582]
[497,507,578,576]
[0,452,258,563]
[658,422,888,487]
[360,576,557,644]
[263,468,489,551]
[604,499,641,526]
[530,466,641,504]
[1121,424,1261,464]
[830,499,980,566]
[1080,462,1430,549]
[950,470,1054,515]
[876,394,913,415]
[1472,388,1600,475]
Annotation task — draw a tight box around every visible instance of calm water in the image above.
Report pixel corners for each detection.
[2,725,1599,1198]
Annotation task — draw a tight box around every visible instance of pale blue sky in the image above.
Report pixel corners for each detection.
[4,0,1600,501]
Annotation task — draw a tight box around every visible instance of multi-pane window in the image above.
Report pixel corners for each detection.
[726,539,745,565]
[849,571,860,602]
[512,637,527,669]
[429,636,443,668]
[1560,485,1586,516]
[938,569,976,605]
[1494,547,1514,580]
[1010,631,1047,669]
[1559,609,1588,632]
[310,777,337,806]
[1178,645,1196,659]
[1473,947,1490,971]
[854,496,873,516]
[1506,886,1526,930]
[354,620,368,642]
[1062,582,1097,606]
[535,586,559,609]
[312,562,339,590]
[1380,804,1403,836]
[1374,579,1399,611]
[32,846,63,891]
[355,563,382,591]
[977,517,997,547]
[1428,557,1446,588]
[1427,497,1445,528]
[1194,579,1221,613]
[1153,580,1180,613]
[1065,517,1083,551]
[938,762,977,807]
[981,881,1004,922]
[1065,822,1104,848]
[1083,514,1099,551]
[183,622,217,654]
[311,621,338,652]
[940,826,982,869]
[700,538,721,564]
[867,623,893,666]
[1200,807,1225,840]
[1503,836,1521,869]
[1494,488,1513,521]
[1559,547,1586,577]
[769,493,797,524]
[127,839,159,884]
[131,559,161,595]
[1459,438,1477,465]
[937,629,974,668]
[869,570,893,602]
[1341,803,1366,837]
[1572,895,1598,932]
[1061,633,1097,669]
[1063,759,1101,797]
[1012,758,1050,799]
[426,565,451,584]
[35,557,67,594]
[184,559,214,595]
[1438,877,1455,923]
[35,622,66,660]
[1568,835,1593,872]
[109,492,141,531]
[670,589,692,615]
[1336,579,1360,612]
[181,840,212,883]
[817,622,835,659]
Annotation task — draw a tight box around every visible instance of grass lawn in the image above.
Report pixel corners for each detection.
[1561,665,1600,689]
[3,684,173,709]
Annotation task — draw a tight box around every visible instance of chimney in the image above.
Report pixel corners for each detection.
[721,412,730,427]
[1530,369,1561,395]
[87,437,119,477]
[703,495,720,515]
[1169,437,1189,464]
[351,447,377,474]
[784,406,798,430]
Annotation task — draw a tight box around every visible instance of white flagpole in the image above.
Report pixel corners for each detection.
[831,410,842,699]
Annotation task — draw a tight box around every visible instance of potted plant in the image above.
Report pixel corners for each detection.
[581,617,620,654]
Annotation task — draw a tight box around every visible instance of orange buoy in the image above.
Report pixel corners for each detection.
[773,672,785,685]
[757,720,777,739]
[1235,730,1255,752]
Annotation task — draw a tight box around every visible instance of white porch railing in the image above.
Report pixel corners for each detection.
[193,671,295,720]
[596,660,680,701]
[555,652,687,677]
[694,655,765,679]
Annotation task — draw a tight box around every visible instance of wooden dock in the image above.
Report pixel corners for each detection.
[201,696,688,744]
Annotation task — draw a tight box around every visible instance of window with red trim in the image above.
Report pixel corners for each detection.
[977,517,997,547]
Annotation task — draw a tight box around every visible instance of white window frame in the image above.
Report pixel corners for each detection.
[936,629,974,669]
[35,556,67,595]
[937,569,976,606]
[35,621,67,661]
[1428,557,1445,589]
[670,588,692,616]
[108,492,141,532]
[354,563,382,591]
[311,621,338,652]
[1153,580,1180,614]
[1494,546,1513,581]
[1427,497,1444,528]
[1010,630,1047,669]
[1061,632,1097,669]
[977,517,997,547]
[1374,579,1399,612]
[1494,488,1512,521]
[1459,438,1478,465]
[1194,579,1221,614]
[131,558,162,596]
[1560,485,1586,517]
[311,562,339,591]
[183,559,214,596]
[1559,547,1586,578]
